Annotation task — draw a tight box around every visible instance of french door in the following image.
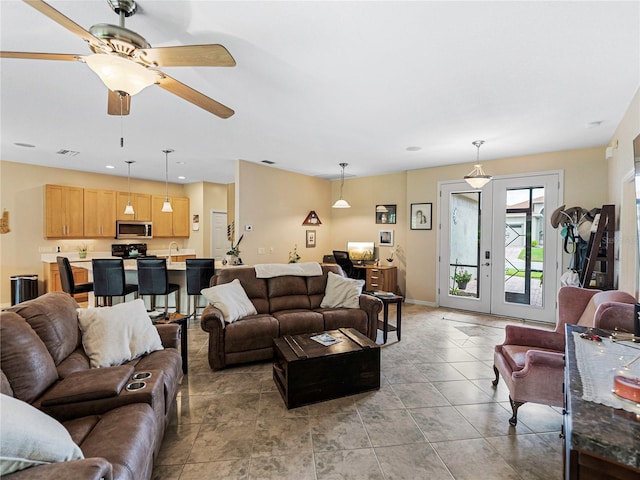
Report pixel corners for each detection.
[438,172,561,323]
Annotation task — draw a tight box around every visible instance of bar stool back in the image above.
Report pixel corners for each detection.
[186,258,215,318]
[136,258,180,317]
[92,259,138,307]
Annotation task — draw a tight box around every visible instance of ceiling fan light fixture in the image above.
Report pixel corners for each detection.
[464,140,492,188]
[84,54,157,95]
[332,162,351,209]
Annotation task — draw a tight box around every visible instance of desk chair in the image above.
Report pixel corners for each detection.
[92,259,138,307]
[57,256,94,304]
[136,258,180,317]
[186,258,215,319]
[332,250,365,280]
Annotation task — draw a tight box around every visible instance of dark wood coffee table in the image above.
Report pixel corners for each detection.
[273,328,380,409]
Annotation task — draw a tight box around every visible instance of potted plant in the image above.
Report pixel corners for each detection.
[226,234,244,265]
[453,269,472,290]
[78,243,87,259]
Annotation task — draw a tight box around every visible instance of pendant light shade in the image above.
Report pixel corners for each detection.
[332,162,351,208]
[162,149,174,213]
[124,160,135,215]
[464,140,492,188]
[84,54,158,96]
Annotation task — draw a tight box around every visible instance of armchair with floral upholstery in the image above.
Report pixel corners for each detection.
[492,286,636,426]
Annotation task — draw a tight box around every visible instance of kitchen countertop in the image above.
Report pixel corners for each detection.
[41,249,197,263]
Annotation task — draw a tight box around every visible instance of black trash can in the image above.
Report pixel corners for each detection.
[10,274,38,305]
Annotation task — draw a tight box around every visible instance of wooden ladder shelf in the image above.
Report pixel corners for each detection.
[579,204,615,289]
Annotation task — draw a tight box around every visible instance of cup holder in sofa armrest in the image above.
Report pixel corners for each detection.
[132,372,152,380]
[126,381,146,391]
[41,365,135,407]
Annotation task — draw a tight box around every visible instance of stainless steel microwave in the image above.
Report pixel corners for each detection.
[115,221,153,239]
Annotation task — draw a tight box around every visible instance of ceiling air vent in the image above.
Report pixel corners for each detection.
[56,149,80,156]
[261,160,275,165]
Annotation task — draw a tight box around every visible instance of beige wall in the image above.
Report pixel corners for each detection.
[606,86,640,295]
[0,160,227,305]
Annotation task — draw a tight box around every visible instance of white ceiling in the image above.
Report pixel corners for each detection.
[1,1,639,185]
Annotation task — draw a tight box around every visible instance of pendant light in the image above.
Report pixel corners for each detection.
[464,140,492,188]
[161,149,174,213]
[332,162,351,208]
[124,160,135,215]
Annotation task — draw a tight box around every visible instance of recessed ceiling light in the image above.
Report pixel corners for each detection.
[178,175,186,180]
[14,142,35,148]
[105,165,115,169]
[406,146,422,152]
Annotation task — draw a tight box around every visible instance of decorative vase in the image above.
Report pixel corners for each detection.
[225,254,239,265]
[79,251,87,259]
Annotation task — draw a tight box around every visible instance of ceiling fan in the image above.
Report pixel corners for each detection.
[0,0,235,118]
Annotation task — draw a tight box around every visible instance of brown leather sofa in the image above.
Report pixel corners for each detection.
[0,292,183,479]
[200,265,383,370]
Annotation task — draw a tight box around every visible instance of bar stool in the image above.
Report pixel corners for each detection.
[136,258,180,317]
[186,258,215,319]
[57,256,94,304]
[92,259,138,307]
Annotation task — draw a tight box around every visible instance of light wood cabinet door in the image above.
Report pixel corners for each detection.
[84,189,116,237]
[45,185,84,238]
[116,192,151,221]
[151,195,190,237]
[46,262,89,303]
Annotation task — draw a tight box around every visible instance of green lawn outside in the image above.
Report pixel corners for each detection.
[505,268,543,279]
[517,247,544,262]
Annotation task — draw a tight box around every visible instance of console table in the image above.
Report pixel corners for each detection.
[354,265,397,293]
[564,325,640,479]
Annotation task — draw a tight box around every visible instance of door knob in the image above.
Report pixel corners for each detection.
[483,262,490,266]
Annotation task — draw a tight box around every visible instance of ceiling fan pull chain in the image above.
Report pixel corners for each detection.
[120,93,124,148]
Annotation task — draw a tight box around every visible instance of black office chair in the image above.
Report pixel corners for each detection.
[186,258,216,319]
[332,250,365,280]
[136,258,180,317]
[92,259,138,307]
[57,256,94,304]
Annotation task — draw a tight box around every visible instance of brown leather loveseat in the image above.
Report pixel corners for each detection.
[0,292,182,479]
[200,265,382,370]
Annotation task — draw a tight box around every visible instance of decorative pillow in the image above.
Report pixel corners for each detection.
[76,299,163,368]
[0,393,84,475]
[321,271,365,309]
[201,279,257,323]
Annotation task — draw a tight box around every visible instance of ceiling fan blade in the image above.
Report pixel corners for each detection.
[156,74,234,119]
[0,51,80,61]
[23,0,109,50]
[138,44,236,67]
[107,90,131,116]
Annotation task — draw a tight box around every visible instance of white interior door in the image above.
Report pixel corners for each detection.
[438,172,561,323]
[210,210,228,260]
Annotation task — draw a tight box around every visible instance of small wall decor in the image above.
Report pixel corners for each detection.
[0,209,10,234]
[378,229,394,246]
[376,205,396,224]
[410,203,432,230]
[302,211,322,225]
[192,214,200,231]
[306,230,316,248]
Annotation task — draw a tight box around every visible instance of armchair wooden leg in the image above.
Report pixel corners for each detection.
[492,365,500,387]
[508,396,524,426]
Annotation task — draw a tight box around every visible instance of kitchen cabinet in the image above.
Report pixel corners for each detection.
[116,192,151,221]
[84,189,116,238]
[151,195,190,237]
[45,185,84,238]
[45,261,89,303]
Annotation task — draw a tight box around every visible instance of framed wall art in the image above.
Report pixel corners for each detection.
[378,229,394,246]
[411,203,432,230]
[375,205,396,224]
[306,229,316,248]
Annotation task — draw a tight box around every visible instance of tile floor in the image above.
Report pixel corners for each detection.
[153,304,564,480]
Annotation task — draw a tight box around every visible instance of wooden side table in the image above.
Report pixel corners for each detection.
[152,312,188,374]
[368,293,403,343]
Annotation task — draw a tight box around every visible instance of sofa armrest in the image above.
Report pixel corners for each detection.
[595,301,635,333]
[200,305,227,369]
[501,324,565,351]
[155,323,180,349]
[358,294,383,341]
[4,458,112,480]
[557,286,599,332]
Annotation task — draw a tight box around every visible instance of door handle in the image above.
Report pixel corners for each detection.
[483,262,490,266]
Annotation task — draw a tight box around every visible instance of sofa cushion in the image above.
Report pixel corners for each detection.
[320,308,369,334]
[77,299,164,368]
[0,393,84,475]
[308,266,341,308]
[0,312,59,403]
[216,268,270,314]
[201,279,258,323]
[321,272,365,309]
[273,309,324,336]
[6,292,80,366]
[224,314,279,353]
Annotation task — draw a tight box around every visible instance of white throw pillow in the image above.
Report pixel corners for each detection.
[320,271,365,309]
[77,299,164,368]
[0,393,84,475]
[200,279,257,323]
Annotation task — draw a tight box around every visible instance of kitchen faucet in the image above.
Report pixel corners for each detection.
[168,241,179,265]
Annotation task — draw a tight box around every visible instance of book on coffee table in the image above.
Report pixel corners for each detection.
[310,333,342,346]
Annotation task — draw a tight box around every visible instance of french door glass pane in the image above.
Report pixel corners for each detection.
[504,187,545,307]
[449,192,480,298]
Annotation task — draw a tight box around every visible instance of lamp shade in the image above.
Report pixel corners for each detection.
[464,164,492,188]
[332,199,351,208]
[84,54,157,95]
[161,200,173,213]
[124,203,135,215]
